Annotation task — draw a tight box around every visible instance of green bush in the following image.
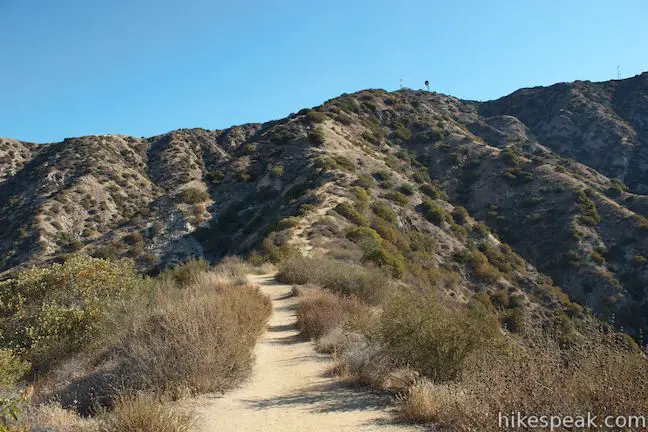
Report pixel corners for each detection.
[124,231,144,245]
[244,143,257,154]
[0,349,30,387]
[351,186,370,207]
[384,191,408,206]
[179,188,209,204]
[398,183,415,196]
[419,183,447,200]
[371,202,397,223]
[451,206,469,224]
[206,170,225,184]
[373,170,392,182]
[306,110,328,123]
[576,190,600,226]
[346,227,381,243]
[277,256,389,304]
[502,307,525,333]
[381,290,500,382]
[502,167,534,183]
[370,217,405,247]
[361,242,405,278]
[308,127,326,145]
[334,202,369,226]
[393,125,412,141]
[420,199,448,225]
[270,165,285,178]
[0,255,145,370]
[502,148,521,166]
[355,174,376,189]
[332,155,355,171]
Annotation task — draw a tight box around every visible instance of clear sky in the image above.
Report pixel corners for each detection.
[1,0,647,143]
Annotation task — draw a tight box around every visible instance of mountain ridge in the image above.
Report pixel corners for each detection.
[2,71,648,339]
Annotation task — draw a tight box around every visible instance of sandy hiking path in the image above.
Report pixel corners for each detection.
[193,274,421,432]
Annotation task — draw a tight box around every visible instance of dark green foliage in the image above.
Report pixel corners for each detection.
[179,187,210,204]
[419,183,447,200]
[361,241,405,278]
[373,170,392,182]
[420,199,448,225]
[502,148,521,166]
[398,183,415,196]
[308,127,326,145]
[235,168,251,182]
[355,174,376,189]
[335,202,369,226]
[370,217,406,248]
[314,156,337,171]
[332,155,355,171]
[502,167,534,183]
[306,110,328,123]
[384,191,408,206]
[270,165,285,177]
[392,123,412,142]
[451,206,469,224]
[576,190,600,226]
[412,169,431,184]
[346,227,381,243]
[371,201,397,223]
[502,307,525,333]
[124,231,144,245]
[206,170,225,184]
[415,129,445,143]
[336,113,353,125]
[381,290,500,383]
[57,232,83,252]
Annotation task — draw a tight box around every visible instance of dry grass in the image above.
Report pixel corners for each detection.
[296,291,367,340]
[24,403,103,432]
[332,338,392,389]
[293,274,648,430]
[37,266,272,415]
[277,255,389,304]
[103,394,195,432]
[397,381,452,424]
[248,262,276,275]
[111,283,271,398]
[395,339,648,430]
[381,290,501,383]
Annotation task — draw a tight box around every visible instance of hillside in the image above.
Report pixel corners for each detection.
[2,72,648,339]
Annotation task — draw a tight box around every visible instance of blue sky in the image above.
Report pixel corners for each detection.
[1,0,647,143]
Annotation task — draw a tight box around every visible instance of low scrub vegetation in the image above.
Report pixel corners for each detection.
[277,255,389,304]
[0,255,271,430]
[178,187,209,204]
[290,254,648,431]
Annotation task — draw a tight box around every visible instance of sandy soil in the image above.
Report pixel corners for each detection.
[193,274,421,431]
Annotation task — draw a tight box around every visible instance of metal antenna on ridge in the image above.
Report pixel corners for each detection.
[617,65,621,79]
[399,78,403,89]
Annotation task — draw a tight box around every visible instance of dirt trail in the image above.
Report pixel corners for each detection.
[194,274,420,431]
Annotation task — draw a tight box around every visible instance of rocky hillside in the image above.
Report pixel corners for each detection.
[2,72,648,339]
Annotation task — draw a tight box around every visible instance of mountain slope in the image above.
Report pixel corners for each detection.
[2,72,648,339]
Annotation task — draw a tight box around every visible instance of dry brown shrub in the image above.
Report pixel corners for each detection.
[38,273,271,414]
[278,256,389,304]
[400,338,648,431]
[23,403,103,432]
[103,394,195,432]
[110,283,272,398]
[296,291,369,340]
